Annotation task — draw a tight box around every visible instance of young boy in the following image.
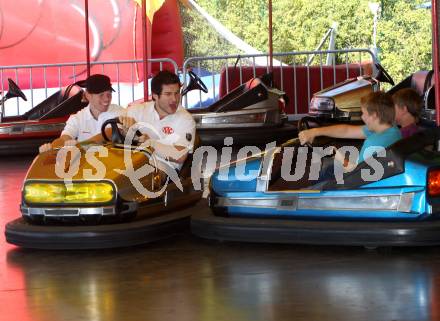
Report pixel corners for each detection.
[393,88,422,138]
[299,91,402,173]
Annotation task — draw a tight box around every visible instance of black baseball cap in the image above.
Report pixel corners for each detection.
[77,74,115,94]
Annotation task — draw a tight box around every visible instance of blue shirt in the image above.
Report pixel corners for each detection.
[358,125,402,163]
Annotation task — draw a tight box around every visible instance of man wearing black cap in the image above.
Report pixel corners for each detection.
[39,74,124,153]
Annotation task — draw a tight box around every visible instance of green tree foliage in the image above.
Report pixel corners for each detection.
[181,0,432,82]
[180,3,242,72]
[379,1,432,81]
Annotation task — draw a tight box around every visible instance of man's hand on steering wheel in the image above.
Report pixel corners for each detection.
[101,117,145,146]
[118,115,137,136]
[137,134,151,143]
[118,116,150,144]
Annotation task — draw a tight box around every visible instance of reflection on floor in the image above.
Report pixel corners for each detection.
[2,156,440,321]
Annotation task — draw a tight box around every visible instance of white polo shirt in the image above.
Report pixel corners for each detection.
[126,101,196,168]
[61,104,124,142]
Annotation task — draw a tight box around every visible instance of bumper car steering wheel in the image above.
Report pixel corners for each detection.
[4,78,27,101]
[101,117,126,145]
[181,70,208,96]
[375,63,395,86]
[101,117,154,155]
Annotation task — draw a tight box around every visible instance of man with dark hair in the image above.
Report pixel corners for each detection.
[393,88,423,138]
[299,91,401,172]
[39,74,124,153]
[119,70,196,169]
[150,70,181,97]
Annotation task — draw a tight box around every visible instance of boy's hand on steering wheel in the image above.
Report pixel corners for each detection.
[298,129,316,145]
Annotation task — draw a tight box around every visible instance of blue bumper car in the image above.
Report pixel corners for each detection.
[192,128,440,246]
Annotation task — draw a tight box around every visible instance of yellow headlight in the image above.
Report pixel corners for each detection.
[24,182,115,204]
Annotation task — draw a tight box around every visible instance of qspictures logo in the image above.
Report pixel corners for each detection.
[53,133,387,198]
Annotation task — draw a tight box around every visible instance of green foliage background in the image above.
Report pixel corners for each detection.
[180,0,432,83]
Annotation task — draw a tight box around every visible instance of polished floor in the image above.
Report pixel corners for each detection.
[2,156,440,321]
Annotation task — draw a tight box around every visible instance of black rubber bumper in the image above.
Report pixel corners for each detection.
[5,202,203,250]
[198,123,297,146]
[191,210,440,247]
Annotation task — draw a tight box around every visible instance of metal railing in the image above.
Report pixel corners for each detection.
[182,49,377,114]
[0,58,178,116]
[1,49,376,117]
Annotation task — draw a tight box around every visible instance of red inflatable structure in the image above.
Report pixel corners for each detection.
[0,0,183,88]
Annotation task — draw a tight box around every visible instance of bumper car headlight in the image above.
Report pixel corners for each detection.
[23,181,115,205]
[310,97,335,112]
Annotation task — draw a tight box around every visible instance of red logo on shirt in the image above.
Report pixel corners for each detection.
[162,126,174,135]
